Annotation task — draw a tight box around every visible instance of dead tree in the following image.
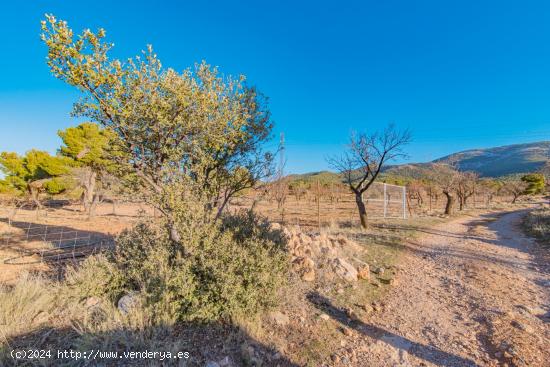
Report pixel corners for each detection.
[328,125,411,228]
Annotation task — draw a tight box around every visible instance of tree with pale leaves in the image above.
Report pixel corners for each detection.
[41,15,273,243]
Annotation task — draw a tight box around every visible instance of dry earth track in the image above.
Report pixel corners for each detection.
[323,209,549,367]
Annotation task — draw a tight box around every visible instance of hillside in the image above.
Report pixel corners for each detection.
[291,141,549,180]
[432,141,550,177]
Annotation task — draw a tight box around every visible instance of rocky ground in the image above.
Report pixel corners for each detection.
[323,209,550,367]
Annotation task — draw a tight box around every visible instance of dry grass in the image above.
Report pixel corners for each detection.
[523,205,550,246]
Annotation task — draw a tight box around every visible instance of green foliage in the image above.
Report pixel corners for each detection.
[43,176,75,195]
[523,207,550,246]
[288,171,341,187]
[41,15,273,226]
[0,150,71,195]
[58,122,114,169]
[71,207,288,323]
[521,173,546,195]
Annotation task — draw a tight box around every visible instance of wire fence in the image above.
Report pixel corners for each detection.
[2,221,113,265]
[229,181,408,228]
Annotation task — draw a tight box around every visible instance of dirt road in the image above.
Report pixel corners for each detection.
[328,209,550,366]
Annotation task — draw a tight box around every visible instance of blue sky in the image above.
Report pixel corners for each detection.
[1,1,549,173]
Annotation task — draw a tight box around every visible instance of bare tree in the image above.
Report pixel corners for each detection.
[328,125,411,228]
[455,171,478,210]
[502,180,528,203]
[428,164,461,215]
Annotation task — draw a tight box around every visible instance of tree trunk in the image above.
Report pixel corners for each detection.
[443,191,455,215]
[82,169,97,216]
[87,193,100,219]
[355,193,368,229]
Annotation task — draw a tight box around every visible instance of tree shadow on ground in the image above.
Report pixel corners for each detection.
[1,321,298,367]
[0,217,113,277]
[307,291,479,367]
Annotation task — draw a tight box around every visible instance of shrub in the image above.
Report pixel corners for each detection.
[523,207,550,246]
[73,209,289,324]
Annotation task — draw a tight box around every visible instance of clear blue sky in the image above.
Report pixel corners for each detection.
[1,1,549,173]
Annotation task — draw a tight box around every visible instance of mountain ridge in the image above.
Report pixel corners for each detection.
[289,141,550,180]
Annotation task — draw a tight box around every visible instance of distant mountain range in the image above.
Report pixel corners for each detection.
[430,141,549,177]
[289,141,550,181]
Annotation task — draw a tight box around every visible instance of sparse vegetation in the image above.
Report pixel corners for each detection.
[1,8,549,367]
[523,206,550,246]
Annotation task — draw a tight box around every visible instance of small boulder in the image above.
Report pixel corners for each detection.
[332,257,358,282]
[117,292,140,314]
[84,296,101,309]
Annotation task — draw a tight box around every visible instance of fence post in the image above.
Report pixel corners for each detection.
[383,183,387,218]
[402,186,407,219]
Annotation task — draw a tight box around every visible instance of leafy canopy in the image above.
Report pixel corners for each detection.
[41,15,273,220]
[0,150,72,194]
[521,173,546,195]
[58,122,114,170]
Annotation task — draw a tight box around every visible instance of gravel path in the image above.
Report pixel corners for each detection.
[328,209,550,367]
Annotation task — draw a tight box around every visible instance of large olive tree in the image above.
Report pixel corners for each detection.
[41,15,273,242]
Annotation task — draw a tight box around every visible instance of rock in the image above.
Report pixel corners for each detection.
[342,327,352,336]
[85,296,101,309]
[374,266,385,275]
[269,311,290,326]
[206,362,220,367]
[332,257,358,282]
[357,265,370,280]
[117,292,140,314]
[302,269,316,282]
[320,313,330,321]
